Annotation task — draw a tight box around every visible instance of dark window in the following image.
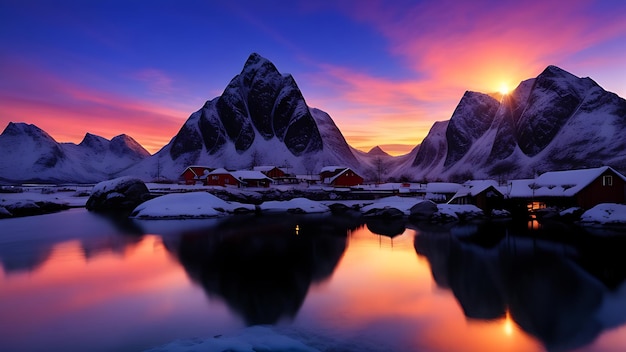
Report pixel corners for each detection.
[602,175,613,186]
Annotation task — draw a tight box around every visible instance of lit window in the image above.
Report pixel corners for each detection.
[602,175,613,186]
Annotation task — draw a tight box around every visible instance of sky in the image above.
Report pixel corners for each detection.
[1,0,625,156]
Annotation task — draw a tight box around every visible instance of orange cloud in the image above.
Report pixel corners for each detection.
[299,0,626,155]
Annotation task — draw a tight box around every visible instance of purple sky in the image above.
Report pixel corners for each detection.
[1,0,625,155]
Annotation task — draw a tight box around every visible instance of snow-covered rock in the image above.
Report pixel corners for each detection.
[259,197,330,214]
[0,205,12,218]
[86,176,150,213]
[579,203,626,225]
[409,200,439,220]
[130,192,254,219]
[433,204,484,222]
[361,196,421,216]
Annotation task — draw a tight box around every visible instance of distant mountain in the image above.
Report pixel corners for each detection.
[0,122,149,183]
[124,53,363,181]
[396,65,626,181]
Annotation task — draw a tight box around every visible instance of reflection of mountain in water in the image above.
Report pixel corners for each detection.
[165,215,357,325]
[0,210,145,274]
[413,222,626,351]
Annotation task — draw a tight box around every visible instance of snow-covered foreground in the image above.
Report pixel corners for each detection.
[145,326,319,352]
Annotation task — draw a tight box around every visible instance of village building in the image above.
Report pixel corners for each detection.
[253,166,286,179]
[180,166,214,185]
[422,182,463,202]
[232,170,273,188]
[448,180,504,212]
[506,166,626,210]
[205,168,243,187]
[205,168,273,188]
[253,166,297,184]
[320,166,364,187]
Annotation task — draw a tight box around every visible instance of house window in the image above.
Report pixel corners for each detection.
[602,175,613,186]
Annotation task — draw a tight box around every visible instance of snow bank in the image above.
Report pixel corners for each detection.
[260,197,329,214]
[130,192,254,219]
[144,325,319,352]
[434,204,484,221]
[580,203,626,225]
[360,196,421,215]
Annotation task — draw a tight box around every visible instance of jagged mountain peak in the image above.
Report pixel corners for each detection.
[79,133,109,150]
[110,134,150,157]
[167,53,325,170]
[1,122,56,141]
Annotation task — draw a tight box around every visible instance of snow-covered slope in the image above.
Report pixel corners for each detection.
[398,65,626,181]
[0,123,149,183]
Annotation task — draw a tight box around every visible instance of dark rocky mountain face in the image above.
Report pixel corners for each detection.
[170,53,323,161]
[409,65,626,180]
[444,92,499,166]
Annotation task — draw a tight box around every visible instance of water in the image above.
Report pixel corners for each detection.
[1,209,626,351]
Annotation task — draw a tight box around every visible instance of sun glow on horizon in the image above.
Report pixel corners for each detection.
[498,83,511,95]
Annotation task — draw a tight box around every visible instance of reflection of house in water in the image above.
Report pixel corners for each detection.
[413,222,626,351]
[164,215,356,325]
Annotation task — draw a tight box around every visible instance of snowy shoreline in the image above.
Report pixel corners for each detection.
[2,182,626,228]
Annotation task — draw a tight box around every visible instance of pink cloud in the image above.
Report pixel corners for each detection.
[0,58,190,154]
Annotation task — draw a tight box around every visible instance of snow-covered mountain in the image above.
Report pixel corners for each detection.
[0,122,149,183]
[2,56,625,184]
[124,53,363,181]
[397,65,626,182]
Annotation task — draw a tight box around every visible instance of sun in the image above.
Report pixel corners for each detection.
[498,83,510,95]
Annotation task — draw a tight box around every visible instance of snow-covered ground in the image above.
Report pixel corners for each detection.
[145,326,319,352]
[580,203,626,225]
[130,192,255,219]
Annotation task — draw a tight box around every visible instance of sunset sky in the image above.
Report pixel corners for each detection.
[1,0,625,155]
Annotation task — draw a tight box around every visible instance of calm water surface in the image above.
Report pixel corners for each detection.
[1,208,626,352]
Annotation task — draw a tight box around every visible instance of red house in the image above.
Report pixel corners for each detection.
[206,168,243,187]
[320,166,364,187]
[232,170,273,188]
[253,166,286,179]
[508,166,626,209]
[180,166,214,185]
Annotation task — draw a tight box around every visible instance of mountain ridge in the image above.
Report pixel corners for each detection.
[1,55,625,184]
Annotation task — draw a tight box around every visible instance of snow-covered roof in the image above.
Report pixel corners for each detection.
[232,170,273,181]
[208,167,231,175]
[326,168,362,185]
[448,180,501,203]
[424,182,463,194]
[320,165,347,173]
[180,165,212,177]
[507,166,625,198]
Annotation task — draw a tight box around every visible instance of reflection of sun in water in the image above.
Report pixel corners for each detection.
[503,310,514,336]
[499,83,510,95]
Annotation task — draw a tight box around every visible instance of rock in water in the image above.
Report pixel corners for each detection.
[86,176,150,213]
